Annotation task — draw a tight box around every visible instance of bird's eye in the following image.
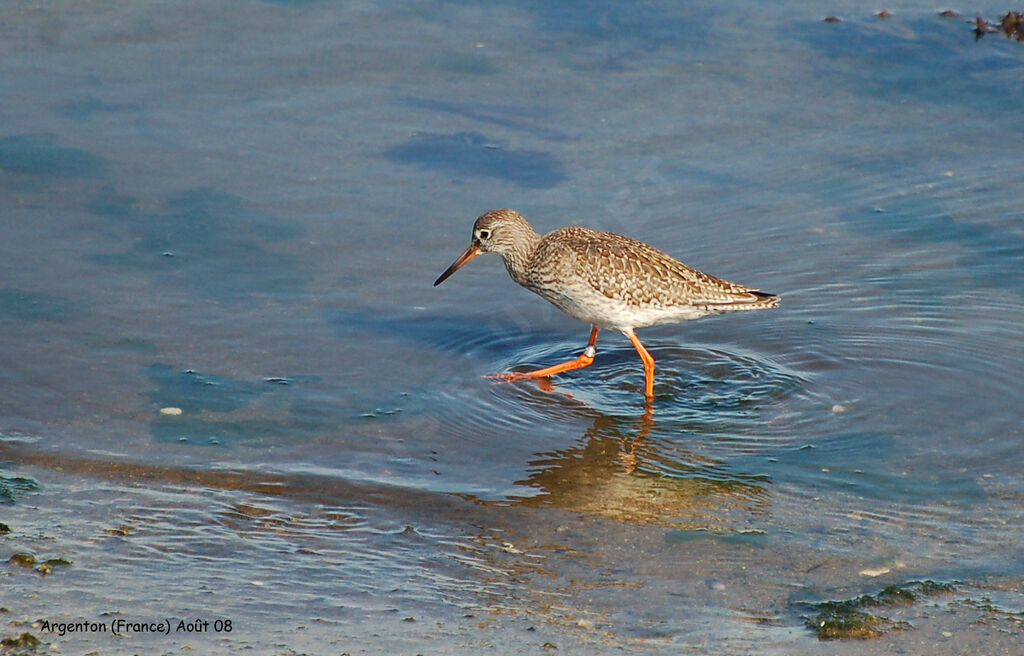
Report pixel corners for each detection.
[477,229,491,240]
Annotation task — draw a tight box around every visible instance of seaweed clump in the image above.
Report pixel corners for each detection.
[999,11,1024,40]
[1,632,41,653]
[802,580,955,640]
[969,10,1024,41]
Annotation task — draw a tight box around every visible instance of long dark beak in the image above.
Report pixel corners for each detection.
[433,243,481,286]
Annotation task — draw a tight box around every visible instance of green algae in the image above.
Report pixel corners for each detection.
[802,579,956,640]
[0,631,41,652]
[36,558,72,576]
[7,554,73,575]
[8,554,36,568]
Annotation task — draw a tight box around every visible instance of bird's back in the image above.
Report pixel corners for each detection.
[522,226,778,329]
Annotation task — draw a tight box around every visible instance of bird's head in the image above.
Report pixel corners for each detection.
[433,209,534,286]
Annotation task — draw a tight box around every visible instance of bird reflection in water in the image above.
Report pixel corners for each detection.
[507,410,770,529]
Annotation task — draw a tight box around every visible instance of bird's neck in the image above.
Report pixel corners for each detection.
[502,228,542,285]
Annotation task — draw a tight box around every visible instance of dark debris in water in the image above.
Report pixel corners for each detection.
[800,580,956,640]
[6,553,72,576]
[8,553,36,568]
[959,10,1024,42]
[0,632,41,653]
[104,525,133,536]
[825,8,1024,44]
[996,11,1024,40]
[35,558,72,576]
[956,8,1024,42]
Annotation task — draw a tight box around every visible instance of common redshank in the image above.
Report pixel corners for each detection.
[433,209,779,400]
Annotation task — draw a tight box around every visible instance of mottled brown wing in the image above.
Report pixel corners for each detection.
[549,227,771,309]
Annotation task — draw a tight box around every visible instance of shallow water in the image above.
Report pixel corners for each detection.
[2,1,1024,653]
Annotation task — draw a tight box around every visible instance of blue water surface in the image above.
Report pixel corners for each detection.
[2,1,1023,653]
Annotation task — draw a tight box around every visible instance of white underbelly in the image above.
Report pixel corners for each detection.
[533,286,711,331]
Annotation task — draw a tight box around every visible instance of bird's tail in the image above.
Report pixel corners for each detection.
[706,290,780,313]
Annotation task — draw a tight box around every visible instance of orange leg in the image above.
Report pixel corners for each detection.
[624,328,655,400]
[490,326,599,382]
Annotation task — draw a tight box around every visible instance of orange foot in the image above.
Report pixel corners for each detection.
[483,326,599,392]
